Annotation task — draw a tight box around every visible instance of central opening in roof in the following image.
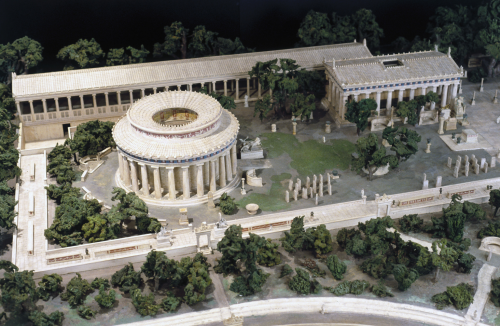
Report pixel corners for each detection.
[152,108,198,126]
[383,60,404,68]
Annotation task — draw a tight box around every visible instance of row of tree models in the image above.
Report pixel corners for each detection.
[249,58,324,121]
[297,1,500,78]
[0,251,212,323]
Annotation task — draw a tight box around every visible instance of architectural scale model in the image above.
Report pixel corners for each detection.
[2,3,500,326]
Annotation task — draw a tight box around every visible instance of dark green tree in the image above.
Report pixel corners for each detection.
[326,254,347,280]
[280,264,294,278]
[330,13,357,43]
[431,283,474,310]
[478,221,500,238]
[457,252,476,274]
[296,10,334,47]
[344,98,377,136]
[131,289,160,316]
[126,45,150,63]
[360,254,392,279]
[0,260,18,273]
[60,273,93,307]
[161,294,181,312]
[0,83,16,118]
[326,280,370,296]
[37,273,63,301]
[351,9,384,49]
[491,278,500,307]
[198,86,236,111]
[489,189,500,217]
[28,311,64,326]
[65,120,115,158]
[106,48,126,66]
[111,263,143,294]
[257,239,281,267]
[382,127,421,162]
[310,224,334,257]
[81,214,109,243]
[57,38,104,70]
[77,305,96,320]
[431,239,460,281]
[218,192,237,215]
[141,250,179,292]
[395,100,418,125]
[351,133,398,181]
[0,268,37,313]
[45,184,81,205]
[371,280,394,297]
[399,214,424,233]
[90,277,110,290]
[183,260,212,305]
[153,22,188,59]
[253,94,273,122]
[0,181,17,230]
[95,285,116,309]
[280,216,314,253]
[288,268,322,295]
[0,37,43,83]
[392,264,419,291]
[290,93,316,121]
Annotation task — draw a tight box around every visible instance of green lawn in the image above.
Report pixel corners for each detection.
[260,132,355,176]
[236,173,292,212]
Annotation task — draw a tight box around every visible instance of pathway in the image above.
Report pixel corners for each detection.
[464,263,497,325]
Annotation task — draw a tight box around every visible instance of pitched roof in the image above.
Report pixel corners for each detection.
[13,42,372,99]
[324,50,462,88]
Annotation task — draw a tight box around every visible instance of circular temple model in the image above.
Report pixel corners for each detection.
[113,91,240,206]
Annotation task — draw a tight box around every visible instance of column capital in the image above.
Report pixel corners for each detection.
[104,91,109,95]
[141,88,145,91]
[151,165,160,169]
[79,94,83,98]
[129,89,133,93]
[41,98,46,102]
[137,162,146,167]
[92,93,96,97]
[246,77,250,80]
[153,87,157,90]
[66,96,71,99]
[165,166,175,170]
[196,163,205,167]
[235,78,240,81]
[181,166,190,170]
[223,80,227,83]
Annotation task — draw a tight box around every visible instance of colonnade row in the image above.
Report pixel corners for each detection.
[17,76,267,123]
[117,146,238,201]
[327,79,461,121]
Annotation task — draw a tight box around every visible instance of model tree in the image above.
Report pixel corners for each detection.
[248,58,300,119]
[431,283,474,310]
[106,45,150,66]
[141,250,179,292]
[296,10,334,47]
[77,305,96,320]
[61,273,93,307]
[326,280,370,296]
[199,87,236,111]
[217,192,237,215]
[111,263,144,294]
[253,94,273,122]
[65,120,115,158]
[214,225,269,296]
[310,224,334,257]
[95,285,116,309]
[351,133,398,181]
[0,268,37,314]
[344,98,376,136]
[57,38,105,70]
[90,277,110,290]
[399,214,424,233]
[326,254,347,280]
[290,93,316,121]
[0,37,43,82]
[288,268,322,295]
[351,9,384,49]
[45,184,81,205]
[431,239,460,281]
[183,259,212,305]
[0,181,17,231]
[371,280,394,297]
[257,239,281,267]
[491,278,500,307]
[161,294,181,312]
[395,100,418,125]
[37,273,63,301]
[280,216,313,253]
[392,264,419,291]
[478,221,500,238]
[489,189,500,217]
[382,127,421,162]
[0,84,16,118]
[28,311,64,326]
[131,289,160,316]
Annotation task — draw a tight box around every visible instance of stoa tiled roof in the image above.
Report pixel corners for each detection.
[13,42,372,98]
[324,50,462,88]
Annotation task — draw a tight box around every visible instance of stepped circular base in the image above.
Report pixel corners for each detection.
[115,170,240,207]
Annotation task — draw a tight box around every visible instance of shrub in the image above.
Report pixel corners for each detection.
[95,285,116,309]
[326,255,347,280]
[257,239,281,267]
[61,273,93,307]
[162,293,181,312]
[399,214,423,233]
[392,264,419,291]
[431,283,474,310]
[111,263,143,293]
[288,268,322,295]
[491,278,500,307]
[360,254,392,279]
[218,192,237,215]
[325,280,370,296]
[28,311,64,326]
[372,280,394,297]
[91,277,110,290]
[456,252,476,274]
[477,222,500,239]
[77,305,96,320]
[280,264,293,278]
[131,289,160,316]
[37,273,63,301]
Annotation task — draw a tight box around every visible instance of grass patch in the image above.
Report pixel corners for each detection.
[236,173,291,212]
[260,133,354,176]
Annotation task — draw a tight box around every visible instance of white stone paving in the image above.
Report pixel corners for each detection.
[465,263,497,325]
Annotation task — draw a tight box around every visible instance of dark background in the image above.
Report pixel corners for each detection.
[0,0,481,72]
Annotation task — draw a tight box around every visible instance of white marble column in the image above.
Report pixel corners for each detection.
[79,95,84,109]
[54,98,60,113]
[42,99,47,114]
[246,78,250,96]
[139,163,149,196]
[353,94,359,102]
[129,160,139,193]
[15,101,21,117]
[123,156,131,186]
[451,83,458,99]
[153,88,157,94]
[204,162,209,186]
[153,166,162,199]
[92,94,97,108]
[231,145,237,175]
[223,80,227,96]
[177,85,182,91]
[420,87,426,96]
[209,160,216,192]
[167,167,176,200]
[386,90,393,109]
[432,86,437,93]
[129,90,134,103]
[118,152,124,180]
[235,79,240,100]
[375,92,381,114]
[409,89,415,100]
[196,164,204,197]
[141,88,145,97]
[225,153,232,181]
[212,81,216,93]
[66,97,73,111]
[219,156,226,187]
[341,94,348,120]
[398,89,404,103]
[104,92,109,107]
[441,84,449,107]
[182,166,190,199]
[328,78,332,102]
